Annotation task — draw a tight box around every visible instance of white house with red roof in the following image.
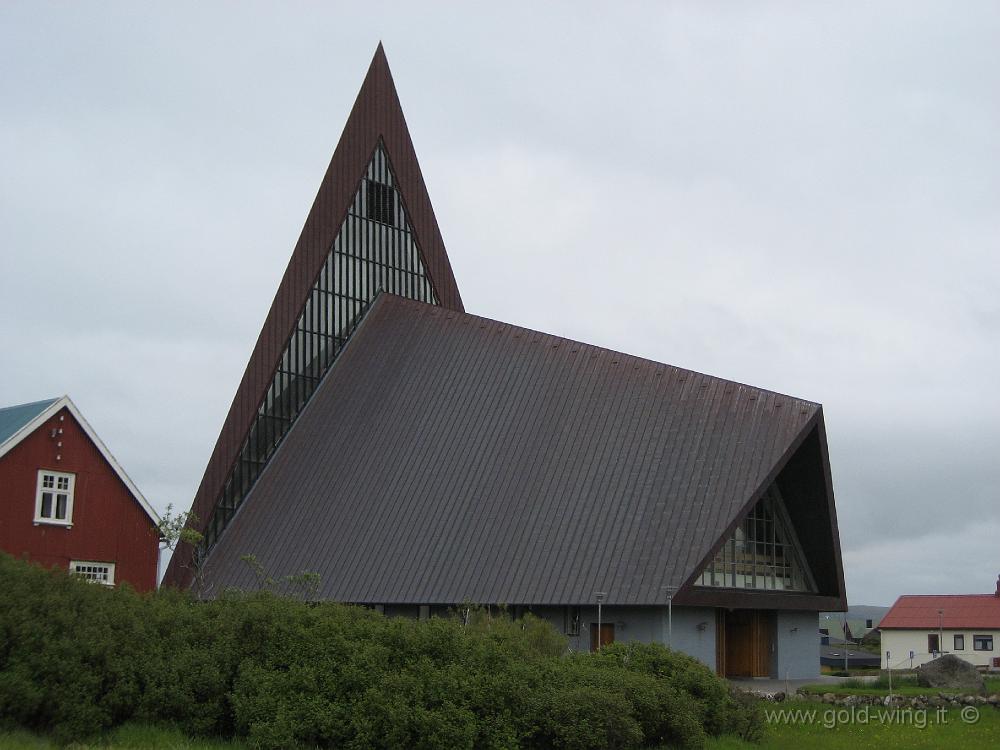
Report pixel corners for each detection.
[880,576,1000,670]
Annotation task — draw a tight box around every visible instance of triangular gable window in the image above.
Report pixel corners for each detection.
[203,143,438,549]
[696,484,816,592]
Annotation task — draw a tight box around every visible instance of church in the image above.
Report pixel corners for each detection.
[163,46,847,679]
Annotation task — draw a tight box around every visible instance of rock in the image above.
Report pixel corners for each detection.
[917,655,987,695]
[823,693,836,702]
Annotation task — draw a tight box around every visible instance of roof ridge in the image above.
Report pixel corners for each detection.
[0,396,59,413]
[381,294,822,407]
[898,593,997,599]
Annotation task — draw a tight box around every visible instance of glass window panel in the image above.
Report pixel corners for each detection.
[203,142,441,552]
[695,484,815,592]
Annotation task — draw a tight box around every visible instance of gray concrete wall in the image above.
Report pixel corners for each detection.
[774,610,819,679]
[529,605,717,671]
[379,602,819,680]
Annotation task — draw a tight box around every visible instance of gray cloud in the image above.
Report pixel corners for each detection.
[1,2,998,605]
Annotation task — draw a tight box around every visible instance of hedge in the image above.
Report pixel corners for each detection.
[0,554,761,748]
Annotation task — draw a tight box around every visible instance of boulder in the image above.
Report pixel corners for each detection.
[917,654,986,695]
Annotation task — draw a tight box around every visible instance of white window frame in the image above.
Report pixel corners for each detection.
[69,560,115,586]
[34,469,75,526]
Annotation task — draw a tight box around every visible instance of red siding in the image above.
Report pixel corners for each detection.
[0,407,159,592]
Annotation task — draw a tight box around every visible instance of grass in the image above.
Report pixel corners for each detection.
[0,724,247,749]
[798,675,1000,697]
[705,703,1000,750]
[4,708,999,750]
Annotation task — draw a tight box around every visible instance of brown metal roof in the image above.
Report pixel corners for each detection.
[163,46,463,586]
[200,295,843,607]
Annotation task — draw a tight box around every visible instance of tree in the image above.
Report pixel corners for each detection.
[157,503,206,595]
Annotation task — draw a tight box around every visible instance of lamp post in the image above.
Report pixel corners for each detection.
[843,613,849,673]
[594,592,607,652]
[664,586,677,649]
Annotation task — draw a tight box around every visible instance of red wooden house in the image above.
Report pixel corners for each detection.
[0,396,160,591]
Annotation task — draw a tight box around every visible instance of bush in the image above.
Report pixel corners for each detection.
[0,553,761,748]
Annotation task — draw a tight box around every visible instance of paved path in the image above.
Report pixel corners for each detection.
[729,675,876,696]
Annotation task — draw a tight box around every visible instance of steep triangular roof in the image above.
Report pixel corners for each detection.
[0,396,160,526]
[676,410,846,610]
[199,295,845,609]
[164,46,463,586]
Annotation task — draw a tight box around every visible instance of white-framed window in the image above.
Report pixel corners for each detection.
[973,634,994,651]
[34,469,75,526]
[70,561,115,586]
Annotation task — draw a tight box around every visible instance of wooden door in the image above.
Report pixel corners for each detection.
[590,623,615,652]
[716,610,727,676]
[722,610,773,677]
[725,610,755,676]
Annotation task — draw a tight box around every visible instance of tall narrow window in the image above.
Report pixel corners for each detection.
[366,180,394,225]
[201,142,439,552]
[35,470,75,526]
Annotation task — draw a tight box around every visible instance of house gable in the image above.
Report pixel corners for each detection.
[0,396,158,527]
[0,398,160,591]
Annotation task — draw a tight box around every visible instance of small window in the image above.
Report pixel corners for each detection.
[954,634,965,651]
[973,635,994,651]
[564,606,581,636]
[366,180,395,226]
[34,470,75,526]
[70,561,115,586]
[865,619,873,629]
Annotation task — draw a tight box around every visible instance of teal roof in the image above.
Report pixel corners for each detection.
[0,398,60,447]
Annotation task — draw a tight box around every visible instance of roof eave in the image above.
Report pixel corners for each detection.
[0,395,160,527]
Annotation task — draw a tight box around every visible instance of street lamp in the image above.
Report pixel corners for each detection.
[663,586,677,649]
[843,613,849,673]
[594,592,607,652]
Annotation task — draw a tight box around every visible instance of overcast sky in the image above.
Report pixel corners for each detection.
[2,2,997,606]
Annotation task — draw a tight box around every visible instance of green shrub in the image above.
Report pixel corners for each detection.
[0,553,761,748]
[594,641,761,742]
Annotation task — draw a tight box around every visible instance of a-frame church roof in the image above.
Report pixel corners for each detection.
[166,45,845,611]
[200,294,846,609]
[164,45,462,586]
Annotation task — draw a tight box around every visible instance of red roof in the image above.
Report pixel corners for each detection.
[880,594,1000,629]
